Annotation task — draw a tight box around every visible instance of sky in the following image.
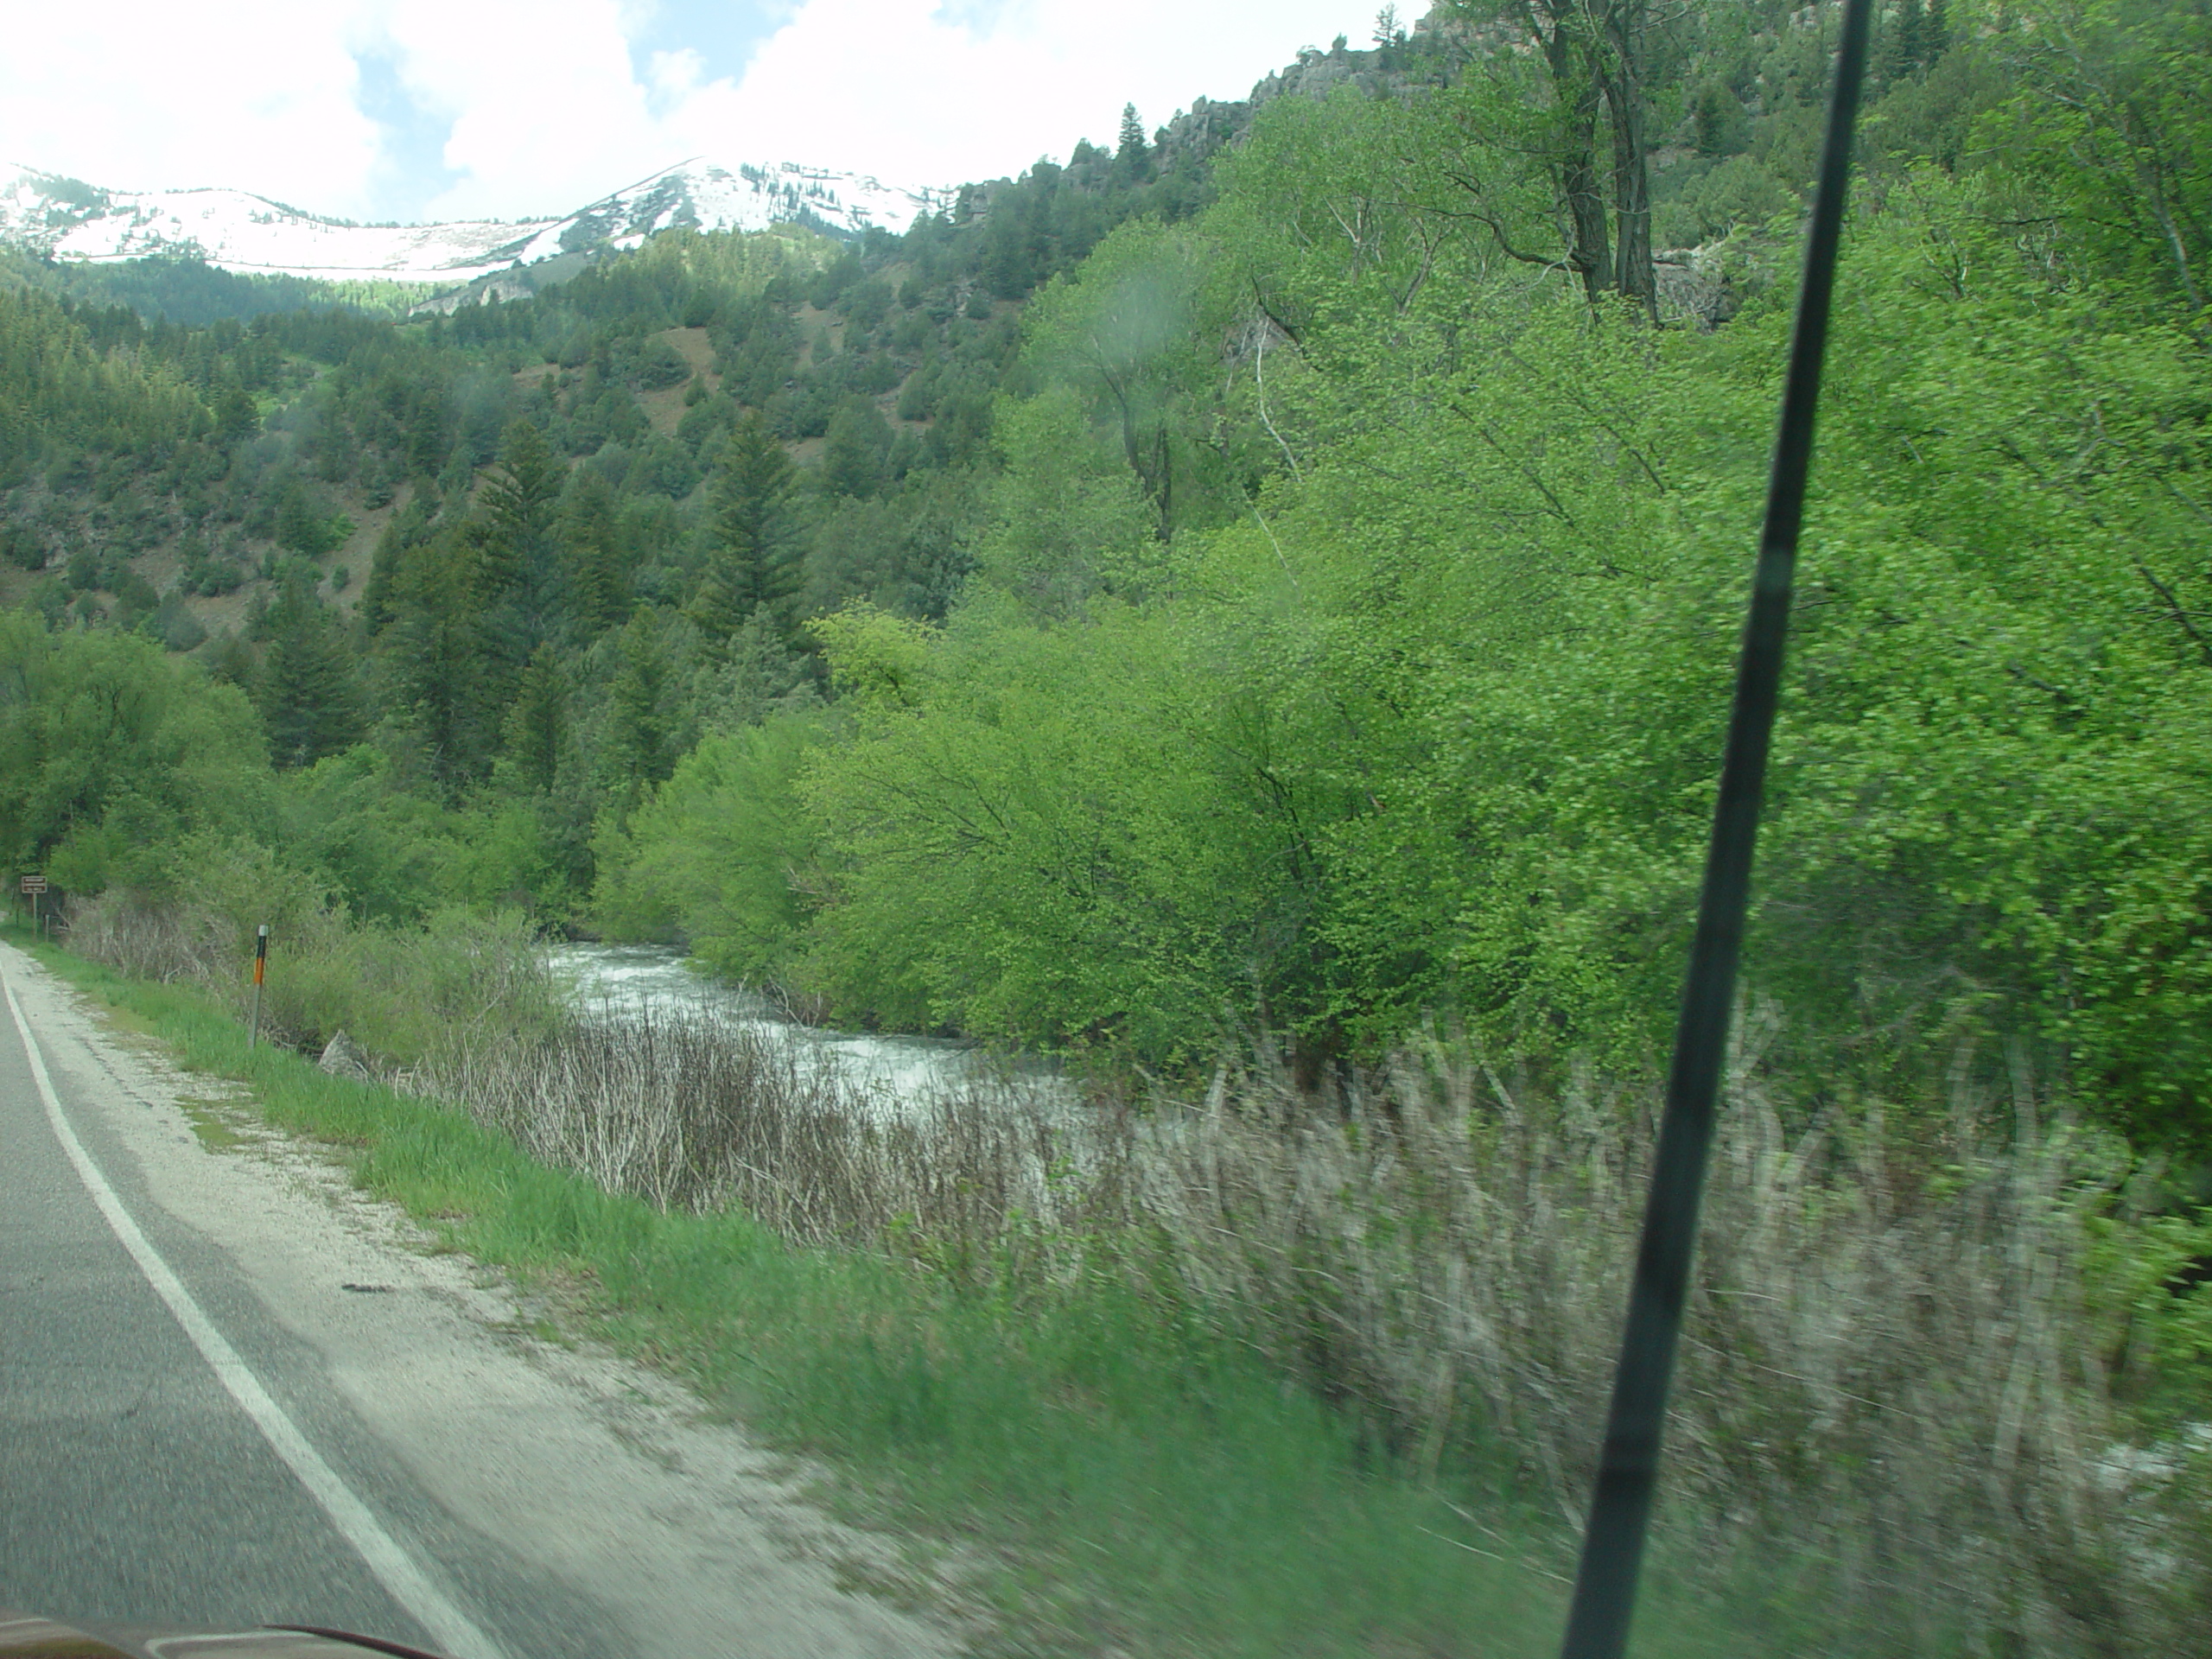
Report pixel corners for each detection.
[0,0,1379,226]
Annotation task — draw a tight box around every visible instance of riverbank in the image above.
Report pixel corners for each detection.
[3,918,1607,1659]
[34,899,2210,1658]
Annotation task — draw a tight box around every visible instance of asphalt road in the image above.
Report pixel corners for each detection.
[0,961,629,1659]
[0,945,950,1659]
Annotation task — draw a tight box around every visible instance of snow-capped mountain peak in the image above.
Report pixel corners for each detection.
[0,159,946,287]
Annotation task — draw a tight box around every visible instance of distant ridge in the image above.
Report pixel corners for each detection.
[0,159,947,288]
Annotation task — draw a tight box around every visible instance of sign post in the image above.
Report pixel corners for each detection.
[21,874,48,939]
[248,925,269,1049]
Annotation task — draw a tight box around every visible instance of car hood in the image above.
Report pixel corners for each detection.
[0,1611,451,1659]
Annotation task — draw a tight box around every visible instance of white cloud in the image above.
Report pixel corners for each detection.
[377,0,677,218]
[0,0,1373,224]
[652,0,1372,188]
[0,0,385,211]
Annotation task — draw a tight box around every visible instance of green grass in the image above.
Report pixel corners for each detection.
[176,1094,251,1151]
[8,922,1788,1659]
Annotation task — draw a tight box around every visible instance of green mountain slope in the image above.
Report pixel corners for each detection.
[4,0,2209,1166]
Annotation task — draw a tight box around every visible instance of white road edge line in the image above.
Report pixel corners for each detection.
[2,965,509,1659]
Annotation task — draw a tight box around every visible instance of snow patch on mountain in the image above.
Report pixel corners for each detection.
[0,159,944,286]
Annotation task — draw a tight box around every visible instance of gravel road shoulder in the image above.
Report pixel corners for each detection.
[2,943,962,1659]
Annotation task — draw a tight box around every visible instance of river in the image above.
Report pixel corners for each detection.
[545,943,1065,1119]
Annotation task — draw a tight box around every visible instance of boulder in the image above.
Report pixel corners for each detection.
[1656,246,1744,332]
[317,1028,375,1082]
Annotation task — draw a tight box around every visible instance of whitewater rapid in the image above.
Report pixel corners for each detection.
[547,944,1066,1120]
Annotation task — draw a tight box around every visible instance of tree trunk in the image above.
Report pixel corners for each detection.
[1604,0,1658,320]
[1538,4,1612,301]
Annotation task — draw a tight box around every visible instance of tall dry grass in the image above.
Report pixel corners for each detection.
[69,890,561,1064]
[67,893,2207,1655]
[411,1001,2203,1655]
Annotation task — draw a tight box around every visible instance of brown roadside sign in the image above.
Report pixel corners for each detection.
[20,875,47,894]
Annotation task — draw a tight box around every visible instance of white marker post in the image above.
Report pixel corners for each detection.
[248,925,269,1049]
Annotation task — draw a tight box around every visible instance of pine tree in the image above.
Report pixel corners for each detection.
[610,608,673,786]
[1116,104,1152,180]
[1883,0,1927,85]
[275,481,342,556]
[687,413,798,644]
[212,378,259,442]
[558,467,629,639]
[362,520,404,632]
[444,419,564,746]
[403,392,448,477]
[1694,83,1732,157]
[255,569,361,769]
[385,530,495,793]
[501,644,568,795]
[822,400,893,499]
[1923,0,1950,62]
[477,419,565,630]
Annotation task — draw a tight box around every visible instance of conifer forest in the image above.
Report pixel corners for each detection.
[3,5,2209,1648]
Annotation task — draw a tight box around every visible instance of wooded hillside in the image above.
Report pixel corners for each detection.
[4,0,2208,1173]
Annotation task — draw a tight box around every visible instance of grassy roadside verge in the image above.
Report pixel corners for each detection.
[5,923,1660,1659]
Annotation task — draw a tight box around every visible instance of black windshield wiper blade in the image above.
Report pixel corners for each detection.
[1556,2,1878,1655]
